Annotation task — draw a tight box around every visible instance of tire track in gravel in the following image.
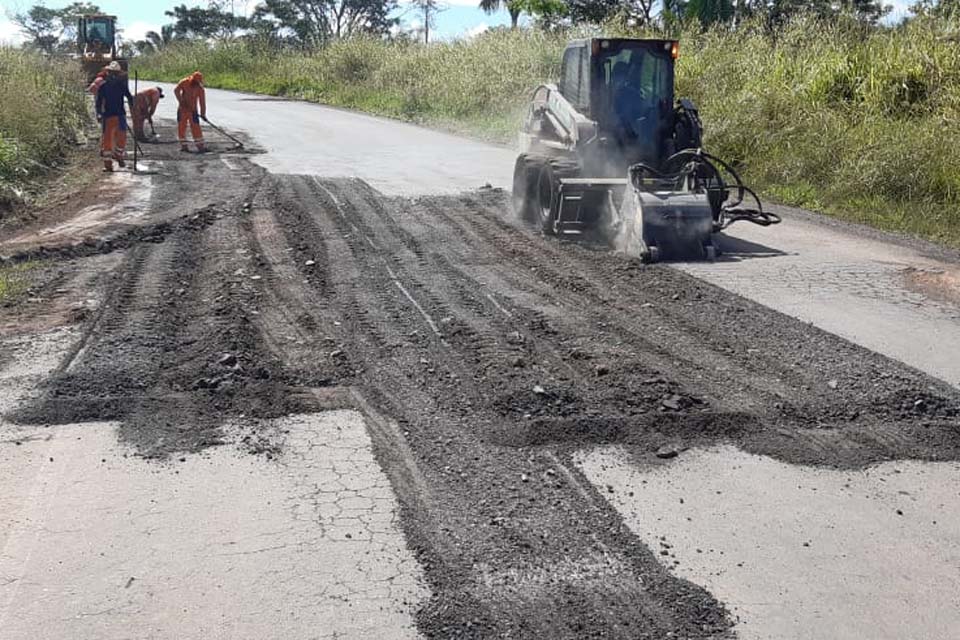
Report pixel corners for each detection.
[261,174,732,639]
[436,194,789,409]
[433,191,960,462]
[257,175,960,637]
[10,159,316,455]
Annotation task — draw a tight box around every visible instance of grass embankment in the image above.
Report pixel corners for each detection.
[138,17,960,245]
[0,47,91,212]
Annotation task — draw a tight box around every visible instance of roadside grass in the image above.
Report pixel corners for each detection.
[0,47,90,212]
[0,262,37,303]
[137,16,960,246]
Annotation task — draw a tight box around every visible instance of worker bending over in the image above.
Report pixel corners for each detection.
[95,62,134,172]
[174,71,207,153]
[132,86,164,142]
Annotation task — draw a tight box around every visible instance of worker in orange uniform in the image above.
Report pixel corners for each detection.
[95,62,134,172]
[174,71,207,153]
[87,69,107,96]
[132,86,164,142]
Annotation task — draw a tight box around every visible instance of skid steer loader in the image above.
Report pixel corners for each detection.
[512,38,778,261]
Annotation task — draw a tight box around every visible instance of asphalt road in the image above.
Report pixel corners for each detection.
[152,82,960,388]
[1,84,959,639]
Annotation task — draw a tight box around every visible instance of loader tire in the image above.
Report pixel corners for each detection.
[512,154,545,225]
[536,158,580,236]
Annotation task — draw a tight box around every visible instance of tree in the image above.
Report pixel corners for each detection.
[512,0,567,28]
[478,0,522,28]
[135,25,178,54]
[12,2,101,54]
[660,0,689,24]
[565,0,657,27]
[911,0,960,18]
[839,0,891,23]
[12,5,61,53]
[252,0,399,47]
[412,0,444,42]
[166,3,246,39]
[760,0,890,25]
[684,0,734,24]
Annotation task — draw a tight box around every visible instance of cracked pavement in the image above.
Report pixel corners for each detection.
[0,332,424,640]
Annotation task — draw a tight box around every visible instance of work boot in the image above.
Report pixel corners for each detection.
[117,159,126,168]
[180,145,190,153]
[196,144,208,154]
[102,160,113,172]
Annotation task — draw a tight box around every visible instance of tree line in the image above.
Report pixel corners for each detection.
[12,0,960,54]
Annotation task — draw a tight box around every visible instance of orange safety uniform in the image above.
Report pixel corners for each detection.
[88,74,106,96]
[174,72,206,151]
[95,74,133,172]
[132,87,163,141]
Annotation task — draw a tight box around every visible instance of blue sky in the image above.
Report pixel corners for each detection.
[0,0,513,44]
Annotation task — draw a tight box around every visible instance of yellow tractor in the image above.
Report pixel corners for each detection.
[77,14,127,82]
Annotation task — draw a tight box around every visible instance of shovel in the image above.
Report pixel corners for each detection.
[201,116,244,150]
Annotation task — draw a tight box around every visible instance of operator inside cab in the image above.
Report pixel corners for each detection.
[87,22,106,44]
[610,51,663,162]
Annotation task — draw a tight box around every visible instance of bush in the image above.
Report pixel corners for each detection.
[136,15,960,244]
[0,47,90,207]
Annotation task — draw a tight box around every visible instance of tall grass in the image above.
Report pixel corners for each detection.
[0,47,90,209]
[138,16,960,244]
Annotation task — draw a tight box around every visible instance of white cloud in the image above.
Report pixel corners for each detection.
[465,22,489,38]
[121,20,162,43]
[0,16,25,46]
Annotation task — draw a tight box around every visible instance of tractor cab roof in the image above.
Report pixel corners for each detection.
[565,38,679,59]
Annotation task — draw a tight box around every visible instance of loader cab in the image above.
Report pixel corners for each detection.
[560,38,677,167]
[78,15,117,55]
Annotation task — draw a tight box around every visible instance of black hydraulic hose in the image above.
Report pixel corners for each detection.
[639,148,782,229]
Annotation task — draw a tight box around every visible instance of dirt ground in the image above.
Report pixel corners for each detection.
[3,121,960,638]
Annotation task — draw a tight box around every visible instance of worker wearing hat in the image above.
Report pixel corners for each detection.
[132,86,164,142]
[174,71,207,153]
[95,61,134,172]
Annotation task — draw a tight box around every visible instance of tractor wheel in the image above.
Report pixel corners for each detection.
[512,154,546,225]
[536,158,580,235]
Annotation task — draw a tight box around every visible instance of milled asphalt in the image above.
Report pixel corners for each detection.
[149,82,960,387]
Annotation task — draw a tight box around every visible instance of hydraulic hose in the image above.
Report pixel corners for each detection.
[630,149,782,230]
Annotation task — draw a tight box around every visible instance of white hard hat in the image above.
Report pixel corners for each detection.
[105,61,122,72]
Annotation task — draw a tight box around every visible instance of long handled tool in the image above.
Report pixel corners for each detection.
[133,70,139,172]
[201,116,244,149]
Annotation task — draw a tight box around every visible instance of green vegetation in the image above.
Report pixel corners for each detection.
[680,16,960,243]
[0,47,90,210]
[138,15,960,244]
[0,262,37,302]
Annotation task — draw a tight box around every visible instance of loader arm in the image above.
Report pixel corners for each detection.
[520,84,597,155]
